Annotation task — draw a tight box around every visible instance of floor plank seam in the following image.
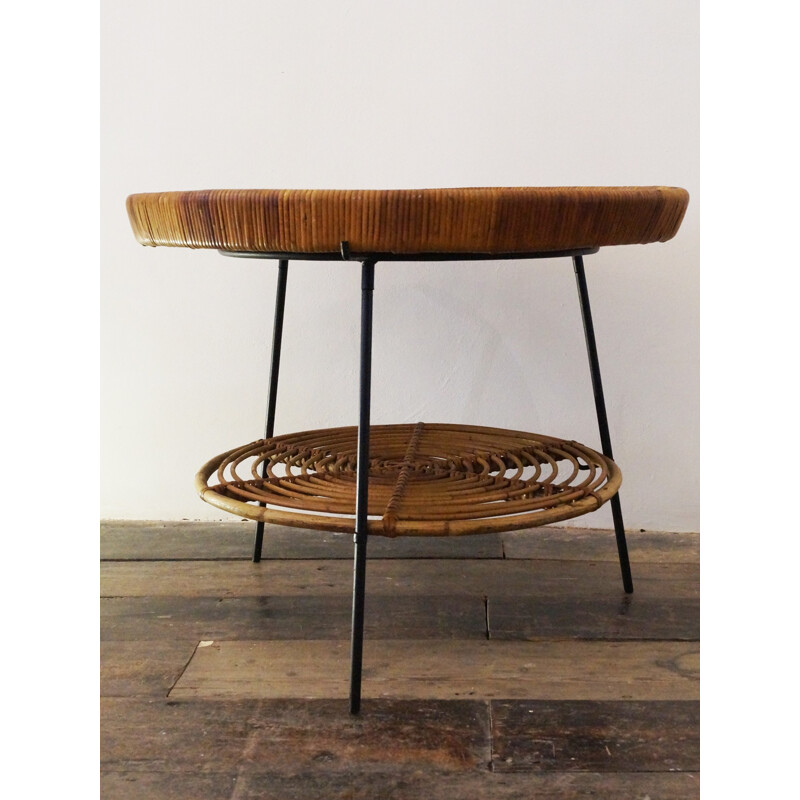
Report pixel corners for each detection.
[228,725,262,800]
[502,637,701,643]
[101,558,249,563]
[487,700,495,772]
[166,641,202,698]
[100,556,519,563]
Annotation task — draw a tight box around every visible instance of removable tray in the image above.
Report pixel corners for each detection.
[195,422,621,537]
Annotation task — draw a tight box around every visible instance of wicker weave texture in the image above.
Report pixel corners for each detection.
[195,423,622,537]
[127,187,688,255]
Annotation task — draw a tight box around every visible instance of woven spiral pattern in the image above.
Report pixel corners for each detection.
[195,423,622,537]
[127,187,689,256]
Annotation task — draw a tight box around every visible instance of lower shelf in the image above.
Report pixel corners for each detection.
[195,422,621,537]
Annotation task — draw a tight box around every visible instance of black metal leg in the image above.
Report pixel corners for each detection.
[350,259,375,715]
[252,259,289,563]
[572,255,634,594]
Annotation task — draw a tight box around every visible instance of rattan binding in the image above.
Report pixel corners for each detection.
[127,186,688,256]
[195,423,622,537]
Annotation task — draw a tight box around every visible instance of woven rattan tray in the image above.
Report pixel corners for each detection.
[126,186,688,256]
[195,422,621,537]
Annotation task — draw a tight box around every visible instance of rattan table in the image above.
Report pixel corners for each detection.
[127,187,689,713]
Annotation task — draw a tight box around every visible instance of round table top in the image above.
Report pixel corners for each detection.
[126,186,688,258]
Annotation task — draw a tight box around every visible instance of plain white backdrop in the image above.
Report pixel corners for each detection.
[101,0,699,530]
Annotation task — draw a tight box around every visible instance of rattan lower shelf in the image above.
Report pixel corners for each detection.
[195,422,621,537]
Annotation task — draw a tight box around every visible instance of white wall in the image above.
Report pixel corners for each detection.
[101,0,699,531]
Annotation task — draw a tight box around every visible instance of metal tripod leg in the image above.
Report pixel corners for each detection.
[572,255,634,594]
[350,259,375,715]
[252,259,289,563]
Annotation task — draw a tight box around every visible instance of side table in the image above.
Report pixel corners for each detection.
[126,186,689,713]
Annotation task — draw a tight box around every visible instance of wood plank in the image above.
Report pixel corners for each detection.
[490,700,699,773]
[229,770,699,799]
[101,521,503,560]
[501,528,699,563]
[101,769,699,800]
[100,595,487,641]
[101,641,198,697]
[100,771,238,800]
[102,696,262,771]
[101,522,699,562]
[169,640,699,701]
[101,592,697,644]
[101,697,490,774]
[101,521,256,560]
[487,596,699,641]
[101,559,699,599]
[101,697,698,798]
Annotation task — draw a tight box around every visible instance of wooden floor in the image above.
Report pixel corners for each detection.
[100,522,699,799]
